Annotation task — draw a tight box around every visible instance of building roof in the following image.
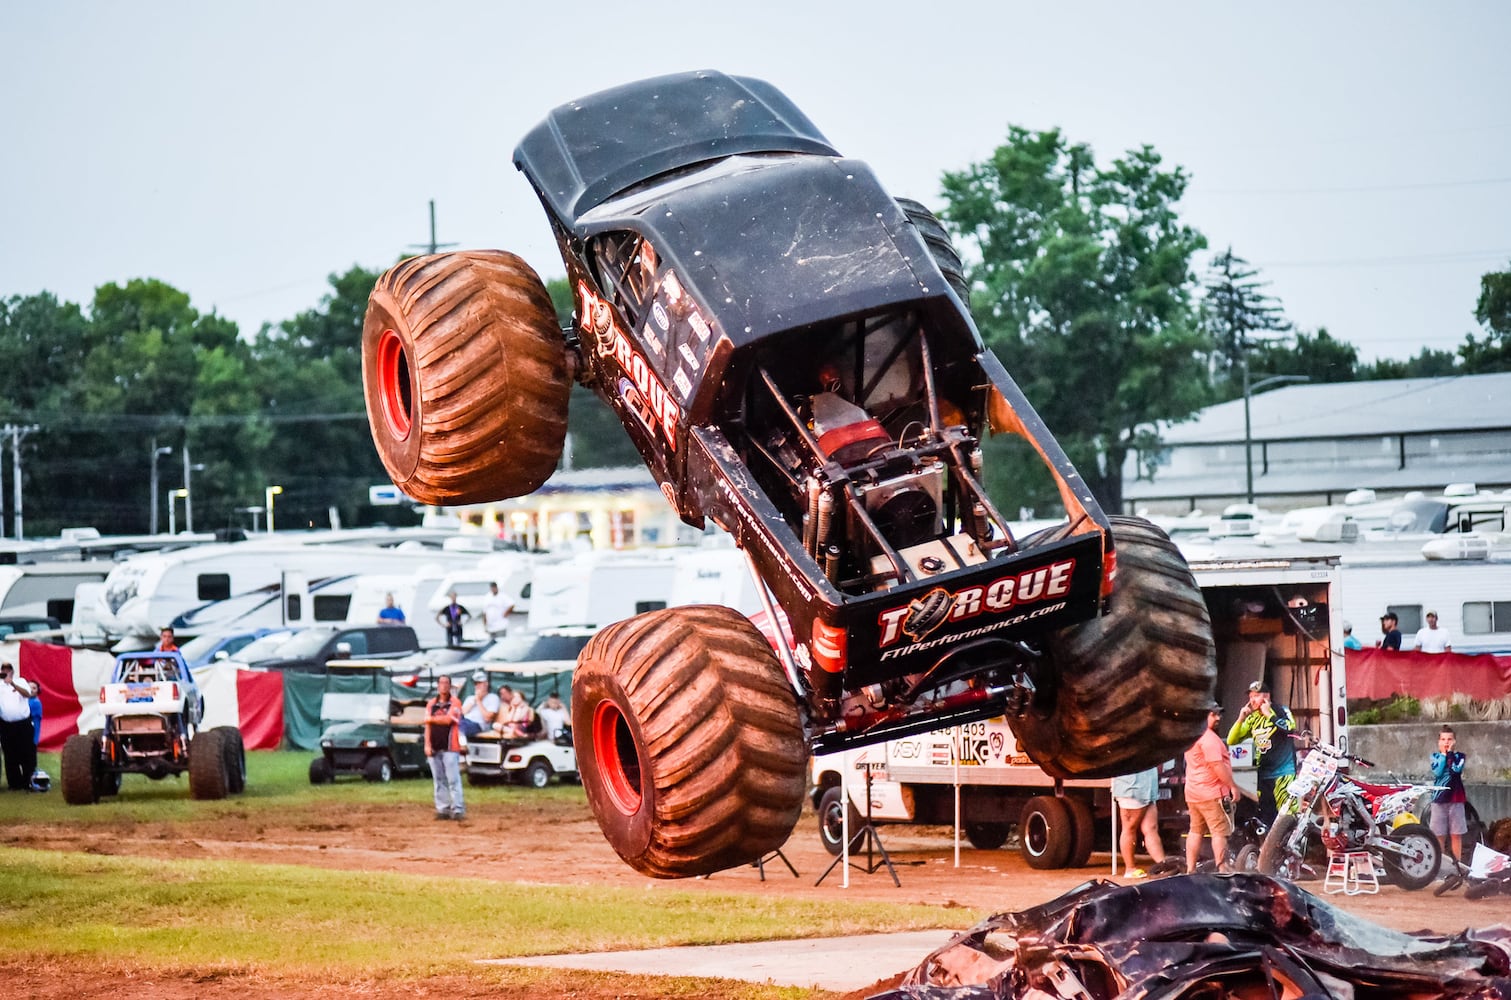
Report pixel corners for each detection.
[1158,371,1511,444]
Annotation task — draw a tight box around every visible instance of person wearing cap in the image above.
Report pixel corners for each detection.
[459,671,499,738]
[1342,622,1363,651]
[1185,701,1256,874]
[1378,612,1402,651]
[1412,611,1452,654]
[1227,680,1297,824]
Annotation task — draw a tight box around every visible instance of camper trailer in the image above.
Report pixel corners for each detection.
[96,538,485,644]
[525,550,679,631]
[0,562,112,627]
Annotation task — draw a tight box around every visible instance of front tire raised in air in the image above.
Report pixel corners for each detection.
[362,250,570,506]
[572,605,807,878]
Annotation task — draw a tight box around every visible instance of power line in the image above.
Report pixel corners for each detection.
[407,199,458,256]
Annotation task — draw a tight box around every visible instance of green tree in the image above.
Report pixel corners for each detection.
[252,265,386,529]
[1460,260,1511,372]
[1247,327,1360,384]
[941,128,1210,512]
[1358,346,1459,380]
[1202,248,1292,395]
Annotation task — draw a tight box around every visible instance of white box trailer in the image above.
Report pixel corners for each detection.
[810,553,1347,868]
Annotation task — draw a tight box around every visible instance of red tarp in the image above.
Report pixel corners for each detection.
[235,668,285,750]
[22,642,83,752]
[1346,648,1511,701]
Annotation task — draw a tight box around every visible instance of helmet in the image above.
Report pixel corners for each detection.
[29,768,51,793]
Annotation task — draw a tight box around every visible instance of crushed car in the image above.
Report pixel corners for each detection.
[871,873,1511,1000]
[359,70,1217,877]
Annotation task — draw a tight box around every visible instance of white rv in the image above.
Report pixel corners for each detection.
[96,538,485,643]
[0,562,112,625]
[525,549,680,631]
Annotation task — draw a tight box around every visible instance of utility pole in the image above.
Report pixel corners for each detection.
[407,199,458,256]
[149,441,173,534]
[182,445,205,534]
[2,424,39,540]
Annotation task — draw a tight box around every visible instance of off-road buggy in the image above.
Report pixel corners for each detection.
[360,70,1216,877]
[60,651,245,804]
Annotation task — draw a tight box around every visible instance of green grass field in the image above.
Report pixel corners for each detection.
[0,751,968,995]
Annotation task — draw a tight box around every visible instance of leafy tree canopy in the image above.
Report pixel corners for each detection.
[941,127,1210,512]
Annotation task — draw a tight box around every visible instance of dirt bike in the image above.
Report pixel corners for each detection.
[1256,734,1442,890]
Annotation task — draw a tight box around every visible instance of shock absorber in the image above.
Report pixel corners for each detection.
[803,476,821,557]
[823,543,842,584]
[815,488,835,553]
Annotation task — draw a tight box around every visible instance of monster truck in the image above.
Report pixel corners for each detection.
[60,651,244,804]
[360,70,1216,878]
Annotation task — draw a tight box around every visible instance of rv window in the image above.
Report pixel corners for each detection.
[198,574,232,602]
[1388,605,1422,634]
[313,594,351,621]
[635,601,667,614]
[45,598,74,623]
[286,594,302,621]
[1463,601,1511,635]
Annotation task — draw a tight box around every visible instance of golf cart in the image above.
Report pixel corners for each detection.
[308,661,429,783]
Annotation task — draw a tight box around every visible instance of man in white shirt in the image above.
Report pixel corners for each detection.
[482,582,514,639]
[0,662,36,791]
[459,671,500,738]
[1413,611,1452,653]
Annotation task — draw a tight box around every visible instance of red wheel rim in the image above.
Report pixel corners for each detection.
[376,329,413,440]
[592,701,642,815]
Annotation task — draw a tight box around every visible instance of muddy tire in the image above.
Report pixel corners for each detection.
[215,727,246,794]
[1257,811,1301,876]
[1010,516,1216,779]
[1383,822,1441,891]
[897,198,970,305]
[572,605,807,878]
[61,734,100,806]
[965,822,1011,851]
[1063,795,1096,868]
[188,729,228,800]
[1020,795,1074,869]
[362,250,570,506]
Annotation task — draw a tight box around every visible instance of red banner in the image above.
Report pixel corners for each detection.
[22,642,83,752]
[236,669,285,750]
[1346,648,1511,702]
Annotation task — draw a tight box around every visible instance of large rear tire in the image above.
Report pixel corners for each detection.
[572,605,807,878]
[1011,516,1216,778]
[1020,795,1074,869]
[61,734,100,806]
[188,729,228,800]
[362,250,570,506]
[1383,822,1441,890]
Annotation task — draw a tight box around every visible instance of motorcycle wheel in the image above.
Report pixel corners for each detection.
[1382,821,1441,891]
[1257,812,1299,876]
[1233,843,1260,873]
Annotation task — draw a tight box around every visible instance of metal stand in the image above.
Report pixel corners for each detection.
[752,848,799,880]
[816,769,900,887]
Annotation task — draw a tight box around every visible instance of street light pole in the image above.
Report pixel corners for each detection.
[168,488,187,535]
[182,446,205,534]
[1242,370,1310,504]
[149,444,172,534]
[266,486,283,533]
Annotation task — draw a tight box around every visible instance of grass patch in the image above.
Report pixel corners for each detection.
[0,848,960,975]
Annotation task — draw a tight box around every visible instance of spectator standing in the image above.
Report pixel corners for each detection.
[424,675,465,820]
[460,671,500,738]
[1429,726,1468,865]
[1226,681,1297,825]
[1378,612,1402,651]
[1185,701,1256,874]
[435,592,470,648]
[0,663,35,791]
[481,582,514,639]
[157,626,179,652]
[1413,611,1452,653]
[1112,766,1166,878]
[537,692,568,740]
[1342,622,1363,651]
[377,593,406,626]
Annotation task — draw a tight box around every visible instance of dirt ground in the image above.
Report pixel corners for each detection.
[8,789,1509,999]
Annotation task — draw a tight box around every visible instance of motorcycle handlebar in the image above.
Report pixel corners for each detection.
[1286,731,1374,768]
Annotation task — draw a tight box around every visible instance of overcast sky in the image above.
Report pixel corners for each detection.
[4,2,1508,364]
